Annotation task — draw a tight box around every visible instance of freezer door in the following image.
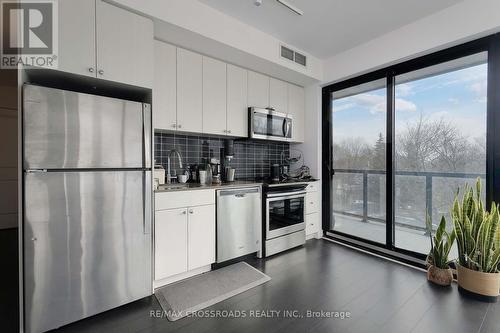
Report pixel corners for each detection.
[23,84,148,169]
[23,171,152,333]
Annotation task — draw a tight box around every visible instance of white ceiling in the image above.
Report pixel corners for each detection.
[197,0,463,59]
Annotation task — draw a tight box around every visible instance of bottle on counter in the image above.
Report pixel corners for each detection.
[190,164,198,183]
[206,163,213,185]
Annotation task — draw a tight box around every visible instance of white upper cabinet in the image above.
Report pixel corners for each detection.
[58,0,95,77]
[151,47,305,139]
[55,0,153,88]
[96,0,154,88]
[288,83,305,142]
[226,64,248,137]
[202,57,227,136]
[154,41,177,130]
[247,71,270,108]
[269,78,288,114]
[177,48,203,133]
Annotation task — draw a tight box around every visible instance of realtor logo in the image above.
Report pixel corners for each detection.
[1,0,58,68]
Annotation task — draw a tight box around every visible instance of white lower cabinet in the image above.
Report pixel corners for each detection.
[306,191,319,215]
[305,212,320,236]
[154,190,216,285]
[305,181,321,237]
[187,205,216,270]
[155,208,188,280]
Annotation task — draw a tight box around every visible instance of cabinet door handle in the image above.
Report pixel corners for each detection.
[172,124,177,128]
[189,209,194,214]
[177,124,182,129]
[310,202,314,204]
[98,69,104,75]
[181,210,187,215]
[227,130,232,134]
[88,67,94,73]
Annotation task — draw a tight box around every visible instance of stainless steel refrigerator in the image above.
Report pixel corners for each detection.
[22,84,152,333]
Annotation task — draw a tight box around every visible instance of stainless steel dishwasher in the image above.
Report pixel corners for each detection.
[216,187,262,262]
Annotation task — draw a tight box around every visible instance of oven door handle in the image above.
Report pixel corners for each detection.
[266,191,307,200]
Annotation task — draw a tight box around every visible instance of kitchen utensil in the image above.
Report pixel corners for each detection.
[224,139,234,158]
[283,149,304,172]
[199,170,207,184]
[281,165,289,176]
[212,174,221,184]
[271,164,280,182]
[226,167,235,182]
[154,165,165,185]
[206,165,213,185]
[177,174,188,183]
[190,164,198,182]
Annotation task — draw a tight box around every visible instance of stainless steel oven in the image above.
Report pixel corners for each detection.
[249,107,293,141]
[264,184,306,256]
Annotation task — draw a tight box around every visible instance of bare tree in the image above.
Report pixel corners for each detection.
[333,137,372,169]
[396,114,485,173]
[333,115,486,228]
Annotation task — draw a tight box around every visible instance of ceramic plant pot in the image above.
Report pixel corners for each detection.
[457,264,500,300]
[427,265,453,286]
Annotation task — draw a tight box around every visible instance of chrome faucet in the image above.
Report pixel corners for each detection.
[166,149,184,184]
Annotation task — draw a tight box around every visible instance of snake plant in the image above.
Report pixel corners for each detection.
[426,214,456,269]
[452,178,500,273]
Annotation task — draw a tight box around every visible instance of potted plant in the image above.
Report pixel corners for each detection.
[452,178,500,301]
[426,215,455,286]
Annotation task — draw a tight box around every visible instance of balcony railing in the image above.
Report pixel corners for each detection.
[333,169,485,231]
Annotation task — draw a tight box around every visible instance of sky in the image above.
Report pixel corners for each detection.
[331,62,488,146]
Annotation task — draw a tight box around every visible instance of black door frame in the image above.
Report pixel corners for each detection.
[322,34,500,263]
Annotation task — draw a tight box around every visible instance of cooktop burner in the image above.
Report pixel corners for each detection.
[263,177,318,187]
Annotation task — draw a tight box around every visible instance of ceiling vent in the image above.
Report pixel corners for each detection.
[280,45,307,67]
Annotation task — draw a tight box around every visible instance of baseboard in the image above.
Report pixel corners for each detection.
[153,265,212,289]
[322,236,426,273]
[306,231,322,240]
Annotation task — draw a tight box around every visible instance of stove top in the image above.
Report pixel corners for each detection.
[263,177,318,187]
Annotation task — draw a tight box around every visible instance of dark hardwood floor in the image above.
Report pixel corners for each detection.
[28,239,500,332]
[1,228,19,333]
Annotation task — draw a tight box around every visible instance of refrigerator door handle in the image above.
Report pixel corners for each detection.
[143,104,152,169]
[143,171,152,234]
[26,169,48,173]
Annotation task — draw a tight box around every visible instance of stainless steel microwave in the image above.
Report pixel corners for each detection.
[249,107,293,142]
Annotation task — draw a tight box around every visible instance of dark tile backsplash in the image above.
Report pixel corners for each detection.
[154,132,289,180]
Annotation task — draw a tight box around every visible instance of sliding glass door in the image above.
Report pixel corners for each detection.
[330,79,387,245]
[394,53,487,255]
[322,36,496,262]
